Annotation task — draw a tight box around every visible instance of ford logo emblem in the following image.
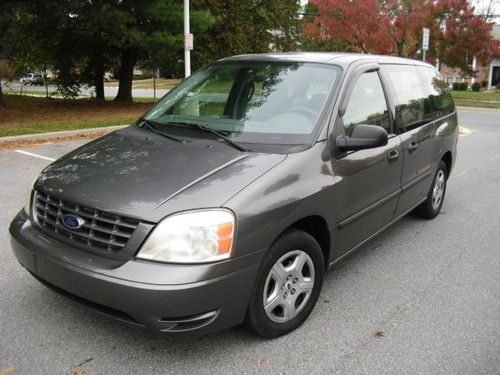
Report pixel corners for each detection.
[62,214,85,230]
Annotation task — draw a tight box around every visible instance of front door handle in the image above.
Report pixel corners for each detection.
[408,141,419,152]
[388,150,399,162]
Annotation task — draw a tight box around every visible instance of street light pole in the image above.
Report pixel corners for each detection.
[184,0,191,78]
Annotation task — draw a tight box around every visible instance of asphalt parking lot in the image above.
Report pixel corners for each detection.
[0,109,499,374]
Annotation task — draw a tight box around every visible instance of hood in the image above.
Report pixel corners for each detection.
[36,126,286,222]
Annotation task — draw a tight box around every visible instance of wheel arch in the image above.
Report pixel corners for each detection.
[441,151,452,177]
[285,215,332,269]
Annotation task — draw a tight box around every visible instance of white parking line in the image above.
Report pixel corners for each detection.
[14,150,56,162]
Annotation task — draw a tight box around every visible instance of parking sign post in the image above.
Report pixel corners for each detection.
[422,27,430,62]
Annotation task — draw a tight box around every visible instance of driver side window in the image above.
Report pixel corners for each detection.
[343,71,390,136]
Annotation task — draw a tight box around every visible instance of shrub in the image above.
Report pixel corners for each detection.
[452,82,468,91]
[481,80,488,88]
[471,82,481,92]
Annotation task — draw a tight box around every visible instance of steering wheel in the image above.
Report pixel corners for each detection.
[290,107,317,120]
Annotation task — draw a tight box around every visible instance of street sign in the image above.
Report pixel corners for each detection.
[185,33,194,51]
[422,28,430,51]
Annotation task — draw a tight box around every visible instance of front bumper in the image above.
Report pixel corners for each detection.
[9,211,262,334]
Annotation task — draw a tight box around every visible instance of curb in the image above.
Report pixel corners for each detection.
[0,125,129,144]
[456,106,500,113]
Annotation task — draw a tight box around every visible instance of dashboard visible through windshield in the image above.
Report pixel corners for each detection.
[144,61,340,147]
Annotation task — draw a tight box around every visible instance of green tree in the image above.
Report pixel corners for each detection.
[0,1,17,108]
[74,1,123,100]
[112,0,214,102]
[0,60,15,109]
[2,0,214,102]
[190,0,302,70]
[5,1,85,98]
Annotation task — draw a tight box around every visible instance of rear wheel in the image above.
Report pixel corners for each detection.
[245,229,324,338]
[414,160,447,219]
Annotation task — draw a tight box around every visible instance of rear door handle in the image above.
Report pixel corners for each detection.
[408,141,419,152]
[388,150,399,162]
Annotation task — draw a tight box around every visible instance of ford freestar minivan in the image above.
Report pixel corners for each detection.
[10,53,457,338]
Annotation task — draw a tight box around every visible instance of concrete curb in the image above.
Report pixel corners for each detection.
[456,106,500,113]
[0,125,129,144]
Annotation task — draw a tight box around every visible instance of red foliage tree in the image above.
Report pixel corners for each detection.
[430,0,499,74]
[304,0,499,73]
[304,0,392,54]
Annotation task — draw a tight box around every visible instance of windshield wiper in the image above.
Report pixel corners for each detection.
[166,121,251,152]
[139,118,187,143]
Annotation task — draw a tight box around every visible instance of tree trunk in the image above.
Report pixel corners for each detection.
[94,58,105,100]
[44,68,49,98]
[95,76,105,100]
[114,48,136,102]
[0,79,5,109]
[93,28,105,100]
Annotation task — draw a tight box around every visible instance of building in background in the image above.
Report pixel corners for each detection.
[440,24,500,89]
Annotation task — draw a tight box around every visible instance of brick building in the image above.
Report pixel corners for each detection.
[439,24,500,90]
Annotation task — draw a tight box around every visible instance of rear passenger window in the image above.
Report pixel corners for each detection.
[342,71,390,137]
[417,67,455,120]
[383,65,426,132]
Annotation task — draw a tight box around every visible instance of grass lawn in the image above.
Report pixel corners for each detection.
[0,95,154,137]
[451,90,500,109]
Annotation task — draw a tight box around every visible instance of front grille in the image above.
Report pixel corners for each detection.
[33,190,139,252]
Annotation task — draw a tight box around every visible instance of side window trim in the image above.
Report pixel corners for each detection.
[375,70,396,136]
[377,66,399,134]
[338,68,393,137]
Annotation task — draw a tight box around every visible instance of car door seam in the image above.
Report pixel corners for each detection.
[336,189,401,230]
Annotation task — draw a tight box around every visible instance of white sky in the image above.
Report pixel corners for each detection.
[472,0,500,23]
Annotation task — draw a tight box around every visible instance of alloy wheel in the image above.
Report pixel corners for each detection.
[263,250,315,323]
[432,170,445,210]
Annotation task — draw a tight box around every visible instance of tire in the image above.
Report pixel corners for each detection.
[414,160,447,219]
[245,229,325,338]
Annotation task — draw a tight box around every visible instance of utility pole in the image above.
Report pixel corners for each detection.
[184,0,192,78]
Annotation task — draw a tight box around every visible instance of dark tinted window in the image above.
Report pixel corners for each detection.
[343,71,390,136]
[417,67,455,120]
[383,65,426,132]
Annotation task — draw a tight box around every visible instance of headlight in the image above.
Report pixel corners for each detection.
[136,209,235,263]
[23,178,37,216]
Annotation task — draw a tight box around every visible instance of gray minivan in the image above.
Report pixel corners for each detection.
[10,53,457,338]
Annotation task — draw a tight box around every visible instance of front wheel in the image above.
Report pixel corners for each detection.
[245,229,325,338]
[414,160,447,219]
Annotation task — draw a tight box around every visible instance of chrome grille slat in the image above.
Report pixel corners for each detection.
[41,198,137,229]
[33,190,139,252]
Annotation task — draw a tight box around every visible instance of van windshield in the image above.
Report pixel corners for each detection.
[143,61,340,146]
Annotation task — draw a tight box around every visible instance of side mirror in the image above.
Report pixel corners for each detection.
[336,124,388,152]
